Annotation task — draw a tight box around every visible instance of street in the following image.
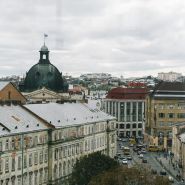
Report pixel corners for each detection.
[117,139,184,185]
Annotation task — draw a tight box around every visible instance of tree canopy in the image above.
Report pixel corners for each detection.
[68,152,119,185]
[89,166,170,185]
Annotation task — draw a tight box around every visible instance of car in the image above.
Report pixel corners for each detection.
[137,151,141,155]
[129,144,134,147]
[121,145,125,149]
[142,158,147,163]
[127,155,132,160]
[139,154,144,158]
[122,138,128,142]
[133,147,138,152]
[168,176,174,182]
[116,153,121,157]
[120,156,127,160]
[122,159,128,165]
[117,137,122,141]
[141,149,147,154]
[160,169,167,176]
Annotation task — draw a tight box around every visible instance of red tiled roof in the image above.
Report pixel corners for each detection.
[106,87,148,99]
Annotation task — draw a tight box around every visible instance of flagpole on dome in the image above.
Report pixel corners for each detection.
[44,33,48,46]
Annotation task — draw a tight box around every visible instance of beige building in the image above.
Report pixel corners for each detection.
[158,71,182,82]
[145,82,185,149]
[0,102,116,185]
[0,82,26,104]
[172,123,185,178]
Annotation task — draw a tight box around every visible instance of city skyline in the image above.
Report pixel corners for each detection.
[0,0,185,77]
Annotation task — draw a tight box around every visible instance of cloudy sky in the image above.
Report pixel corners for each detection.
[0,0,185,78]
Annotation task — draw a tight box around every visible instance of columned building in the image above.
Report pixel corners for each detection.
[102,87,148,138]
[145,81,185,149]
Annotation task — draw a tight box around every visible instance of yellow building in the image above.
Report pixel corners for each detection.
[0,82,26,104]
[145,82,185,149]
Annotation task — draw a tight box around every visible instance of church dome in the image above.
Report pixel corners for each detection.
[21,45,66,92]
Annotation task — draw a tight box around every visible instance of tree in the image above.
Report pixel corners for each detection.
[68,152,119,185]
[89,166,170,185]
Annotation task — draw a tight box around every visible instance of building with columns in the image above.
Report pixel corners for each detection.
[0,102,116,185]
[102,87,148,138]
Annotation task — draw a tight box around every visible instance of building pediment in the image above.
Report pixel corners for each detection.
[23,87,62,100]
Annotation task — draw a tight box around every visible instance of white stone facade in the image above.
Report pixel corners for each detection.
[0,103,116,185]
[102,99,145,138]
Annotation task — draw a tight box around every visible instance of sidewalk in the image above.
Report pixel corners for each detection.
[156,154,181,181]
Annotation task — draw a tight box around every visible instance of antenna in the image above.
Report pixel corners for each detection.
[44,34,48,45]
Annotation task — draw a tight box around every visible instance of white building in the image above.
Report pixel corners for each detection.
[0,102,116,185]
[158,72,182,82]
[102,87,148,138]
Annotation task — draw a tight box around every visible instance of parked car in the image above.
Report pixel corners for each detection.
[160,169,167,176]
[122,138,128,142]
[129,144,134,147]
[122,159,128,165]
[141,149,147,154]
[127,155,132,160]
[142,158,147,163]
[139,154,144,158]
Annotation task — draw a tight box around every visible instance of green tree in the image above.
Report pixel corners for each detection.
[89,166,170,185]
[68,152,119,185]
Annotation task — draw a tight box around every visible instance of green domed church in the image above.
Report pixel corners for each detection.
[20,44,68,93]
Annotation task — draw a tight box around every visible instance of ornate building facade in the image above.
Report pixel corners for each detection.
[0,102,116,185]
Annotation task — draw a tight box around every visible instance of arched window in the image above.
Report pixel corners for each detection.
[138,123,142,128]
[126,124,130,129]
[63,161,66,176]
[59,163,62,177]
[132,124,137,129]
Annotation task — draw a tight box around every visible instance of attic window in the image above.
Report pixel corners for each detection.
[74,118,76,120]
[2,128,5,131]
[91,116,93,119]
[11,116,20,122]
[37,124,39,127]
[49,121,52,123]
[58,120,60,123]
[15,126,18,129]
[26,125,29,128]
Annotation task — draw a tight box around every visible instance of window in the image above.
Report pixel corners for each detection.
[18,156,21,170]
[0,159,3,173]
[34,136,38,146]
[168,113,175,118]
[12,157,15,171]
[34,172,38,185]
[39,151,43,164]
[126,124,130,129]
[0,142,2,152]
[5,139,9,150]
[120,102,124,122]
[54,149,58,161]
[39,169,43,184]
[138,123,142,128]
[126,102,131,122]
[29,154,32,167]
[138,102,142,121]
[12,139,15,150]
[119,124,124,129]
[5,158,9,173]
[132,124,137,129]
[159,113,165,118]
[132,102,137,121]
[44,150,48,163]
[24,155,27,168]
[178,113,185,118]
[34,152,38,165]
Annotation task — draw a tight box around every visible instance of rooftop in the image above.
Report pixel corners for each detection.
[25,102,114,128]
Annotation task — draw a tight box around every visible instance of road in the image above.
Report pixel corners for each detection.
[117,139,182,185]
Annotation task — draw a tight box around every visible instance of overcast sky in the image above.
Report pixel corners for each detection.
[0,0,185,78]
